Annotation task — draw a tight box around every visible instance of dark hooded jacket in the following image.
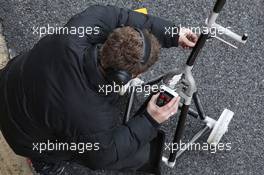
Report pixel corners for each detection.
[0,5,179,169]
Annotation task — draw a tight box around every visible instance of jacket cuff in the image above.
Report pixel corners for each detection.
[162,24,180,48]
[126,114,158,147]
[142,109,161,129]
[170,26,180,47]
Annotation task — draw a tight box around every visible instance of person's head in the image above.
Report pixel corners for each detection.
[100,26,161,82]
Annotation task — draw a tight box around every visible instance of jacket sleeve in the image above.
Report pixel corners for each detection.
[64,5,179,49]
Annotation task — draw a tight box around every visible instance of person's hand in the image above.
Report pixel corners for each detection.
[147,93,180,124]
[179,28,198,49]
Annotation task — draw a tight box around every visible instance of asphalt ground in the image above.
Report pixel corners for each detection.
[0,0,263,174]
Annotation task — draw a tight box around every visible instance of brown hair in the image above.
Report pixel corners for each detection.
[100,26,161,76]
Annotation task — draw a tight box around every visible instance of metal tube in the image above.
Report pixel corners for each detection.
[142,76,163,86]
[123,87,135,124]
[179,102,199,118]
[186,33,209,66]
[212,22,247,44]
[207,12,219,28]
[213,0,226,13]
[168,104,189,163]
[176,126,210,158]
[188,108,199,118]
[193,92,206,120]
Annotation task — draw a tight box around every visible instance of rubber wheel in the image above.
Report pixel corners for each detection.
[207,109,234,146]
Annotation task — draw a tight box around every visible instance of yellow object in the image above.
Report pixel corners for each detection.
[134,8,148,14]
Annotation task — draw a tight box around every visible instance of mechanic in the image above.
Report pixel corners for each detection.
[0,5,197,174]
